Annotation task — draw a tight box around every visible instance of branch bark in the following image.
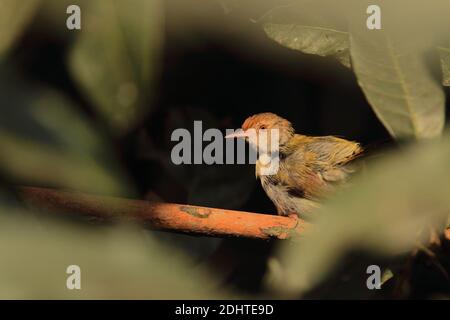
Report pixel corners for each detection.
[19,187,309,240]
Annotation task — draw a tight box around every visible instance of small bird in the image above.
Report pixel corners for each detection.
[225,112,363,218]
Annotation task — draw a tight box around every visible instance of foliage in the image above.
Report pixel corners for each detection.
[0,68,128,195]
[0,205,224,299]
[438,47,450,86]
[0,0,448,299]
[269,134,450,295]
[263,24,351,68]
[0,0,40,60]
[70,0,163,133]
[262,0,449,140]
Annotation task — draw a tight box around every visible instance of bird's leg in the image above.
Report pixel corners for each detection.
[277,208,299,220]
[287,212,299,220]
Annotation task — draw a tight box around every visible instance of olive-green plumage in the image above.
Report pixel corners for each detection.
[239,113,363,218]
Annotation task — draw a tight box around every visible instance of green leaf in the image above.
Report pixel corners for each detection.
[437,46,450,86]
[381,268,394,287]
[349,27,445,140]
[0,0,40,60]
[264,23,350,67]
[0,130,125,195]
[70,0,163,133]
[0,66,129,196]
[270,132,450,295]
[0,208,224,299]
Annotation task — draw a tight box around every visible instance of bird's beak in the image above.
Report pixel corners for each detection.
[225,129,249,139]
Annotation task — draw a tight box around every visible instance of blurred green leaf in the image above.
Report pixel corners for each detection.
[350,29,445,140]
[262,1,447,141]
[437,46,450,86]
[0,0,40,60]
[70,0,163,133]
[381,268,394,286]
[263,24,350,68]
[271,132,450,295]
[0,130,123,195]
[0,206,224,299]
[0,67,129,195]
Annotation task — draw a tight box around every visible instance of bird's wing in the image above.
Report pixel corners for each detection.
[279,135,363,200]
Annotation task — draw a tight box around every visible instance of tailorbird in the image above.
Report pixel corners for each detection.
[225,112,363,218]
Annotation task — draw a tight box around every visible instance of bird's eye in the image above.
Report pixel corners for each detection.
[260,125,266,129]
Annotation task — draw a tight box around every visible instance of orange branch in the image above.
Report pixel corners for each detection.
[19,187,309,240]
